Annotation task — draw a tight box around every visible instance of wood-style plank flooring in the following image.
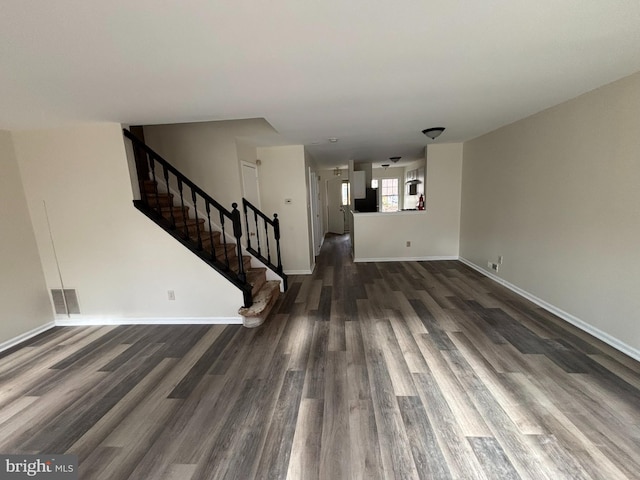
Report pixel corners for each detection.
[1,234,639,479]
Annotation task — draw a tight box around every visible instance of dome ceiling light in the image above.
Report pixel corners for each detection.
[422,127,445,140]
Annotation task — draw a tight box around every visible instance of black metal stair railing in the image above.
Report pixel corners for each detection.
[123,129,253,307]
[242,199,288,290]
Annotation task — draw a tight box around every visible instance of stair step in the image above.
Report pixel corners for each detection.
[246,267,267,297]
[198,235,232,250]
[173,218,207,236]
[230,255,252,274]
[142,180,159,194]
[214,243,237,257]
[144,193,173,207]
[159,206,189,221]
[239,280,281,328]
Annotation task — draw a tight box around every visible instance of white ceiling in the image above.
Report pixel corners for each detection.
[2,0,640,168]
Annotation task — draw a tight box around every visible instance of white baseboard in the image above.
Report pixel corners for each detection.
[354,255,459,263]
[459,257,640,363]
[0,322,56,354]
[285,269,313,275]
[55,317,243,326]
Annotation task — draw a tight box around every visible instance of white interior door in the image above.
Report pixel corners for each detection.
[327,176,344,234]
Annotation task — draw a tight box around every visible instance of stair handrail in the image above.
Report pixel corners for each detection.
[242,198,288,290]
[123,128,252,307]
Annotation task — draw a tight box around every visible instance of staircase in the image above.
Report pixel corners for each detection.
[125,129,285,328]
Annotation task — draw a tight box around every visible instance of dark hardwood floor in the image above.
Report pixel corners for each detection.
[1,234,639,479]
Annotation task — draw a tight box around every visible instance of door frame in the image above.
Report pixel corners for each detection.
[309,168,323,256]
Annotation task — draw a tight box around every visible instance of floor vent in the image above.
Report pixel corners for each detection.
[51,289,80,315]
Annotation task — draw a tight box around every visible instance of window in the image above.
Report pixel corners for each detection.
[341,181,350,206]
[380,178,399,212]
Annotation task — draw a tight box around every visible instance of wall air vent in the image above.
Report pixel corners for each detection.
[50,289,80,315]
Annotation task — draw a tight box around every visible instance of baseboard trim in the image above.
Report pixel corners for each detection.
[284,269,313,275]
[55,317,243,326]
[458,257,640,362]
[0,322,56,354]
[354,255,459,263]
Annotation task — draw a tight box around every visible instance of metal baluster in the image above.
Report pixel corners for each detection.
[191,190,202,250]
[206,202,215,261]
[219,211,230,269]
[243,201,252,251]
[254,210,261,256]
[163,165,174,228]
[142,151,151,205]
[177,178,189,239]
[149,156,160,214]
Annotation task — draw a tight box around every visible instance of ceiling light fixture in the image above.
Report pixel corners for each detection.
[381,163,390,169]
[333,167,341,176]
[422,127,445,140]
[389,156,401,163]
[328,137,339,143]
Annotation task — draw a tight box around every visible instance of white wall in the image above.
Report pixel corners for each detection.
[257,145,313,274]
[0,131,53,345]
[353,143,462,261]
[13,123,244,322]
[460,72,640,355]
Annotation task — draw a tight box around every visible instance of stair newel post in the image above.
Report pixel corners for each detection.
[176,178,189,239]
[231,203,246,284]
[163,165,175,228]
[242,200,252,251]
[274,213,284,275]
[191,190,202,250]
[206,202,215,261]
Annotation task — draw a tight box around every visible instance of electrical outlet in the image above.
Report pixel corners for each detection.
[406,241,411,247]
[168,290,175,301]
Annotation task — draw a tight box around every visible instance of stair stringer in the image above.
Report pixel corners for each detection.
[147,176,285,293]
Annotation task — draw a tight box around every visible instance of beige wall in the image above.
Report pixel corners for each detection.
[257,145,313,273]
[353,143,462,260]
[143,119,275,210]
[461,72,640,354]
[0,131,53,345]
[13,123,244,322]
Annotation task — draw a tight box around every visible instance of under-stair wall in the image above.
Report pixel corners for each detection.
[125,128,288,325]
